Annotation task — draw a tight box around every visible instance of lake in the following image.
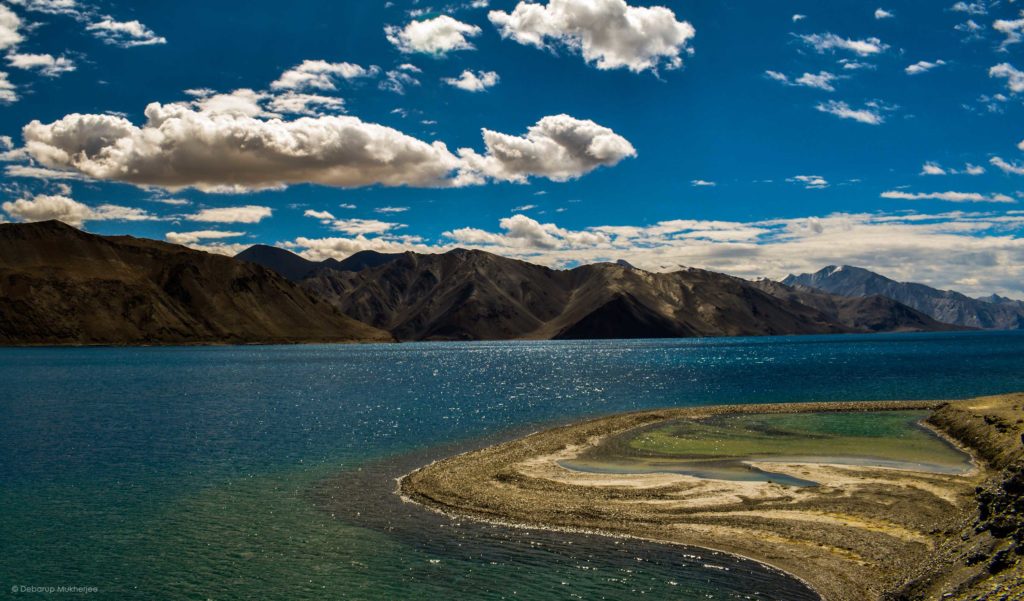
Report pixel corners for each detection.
[3,331,1023,600]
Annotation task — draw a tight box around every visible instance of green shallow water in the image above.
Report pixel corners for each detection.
[561,410,974,486]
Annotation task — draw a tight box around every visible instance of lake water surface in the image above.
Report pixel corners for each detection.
[3,331,1024,600]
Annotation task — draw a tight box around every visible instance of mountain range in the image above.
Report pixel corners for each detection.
[0,221,392,345]
[784,265,1024,330]
[0,221,974,345]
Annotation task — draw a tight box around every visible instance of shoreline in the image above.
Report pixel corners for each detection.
[398,396,1024,601]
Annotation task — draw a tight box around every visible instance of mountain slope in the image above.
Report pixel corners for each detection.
[783,265,1024,329]
[301,249,945,341]
[0,221,392,345]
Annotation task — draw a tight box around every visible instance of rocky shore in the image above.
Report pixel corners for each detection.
[399,395,1024,601]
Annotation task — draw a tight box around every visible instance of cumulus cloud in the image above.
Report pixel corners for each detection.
[19,100,634,191]
[905,59,945,75]
[797,32,888,56]
[788,175,829,189]
[185,205,272,223]
[270,60,378,91]
[266,92,345,116]
[6,0,78,15]
[385,15,481,55]
[951,2,987,15]
[488,0,695,73]
[990,156,1024,175]
[446,213,610,250]
[0,71,15,104]
[1,194,157,227]
[443,69,499,92]
[994,14,1024,50]
[0,5,24,50]
[6,52,75,77]
[765,70,838,91]
[792,14,806,22]
[21,102,463,191]
[165,230,244,245]
[881,190,1015,203]
[922,162,986,176]
[990,63,1024,93]
[691,179,716,187]
[303,207,404,234]
[456,114,636,184]
[874,8,894,19]
[86,17,166,48]
[815,100,887,125]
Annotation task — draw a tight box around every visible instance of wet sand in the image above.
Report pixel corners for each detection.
[399,395,1024,601]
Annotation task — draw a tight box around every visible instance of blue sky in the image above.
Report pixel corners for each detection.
[1,0,1024,296]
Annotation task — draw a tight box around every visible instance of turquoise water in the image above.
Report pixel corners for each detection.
[2,331,1024,600]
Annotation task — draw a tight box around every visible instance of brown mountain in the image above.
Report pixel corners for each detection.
[298,248,956,341]
[0,221,392,345]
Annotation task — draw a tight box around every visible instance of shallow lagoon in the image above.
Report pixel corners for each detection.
[561,410,974,487]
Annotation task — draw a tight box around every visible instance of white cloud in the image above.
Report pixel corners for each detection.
[874,8,894,19]
[798,32,888,56]
[446,213,610,250]
[286,234,435,260]
[815,100,886,125]
[691,179,716,187]
[765,70,838,91]
[375,206,408,213]
[489,0,695,73]
[990,156,1024,175]
[266,91,345,116]
[165,230,244,245]
[385,15,481,55]
[788,175,829,189]
[443,69,499,92]
[21,102,463,192]
[881,190,1015,203]
[990,63,1024,93]
[839,59,874,71]
[379,68,420,94]
[921,162,986,176]
[185,205,273,223]
[270,60,378,91]
[6,0,78,15]
[20,102,634,191]
[339,203,357,209]
[86,17,166,48]
[792,14,806,22]
[6,52,76,77]
[0,71,16,104]
[0,5,23,51]
[905,59,945,75]
[512,203,537,211]
[327,218,404,235]
[951,2,987,15]
[994,14,1024,49]
[2,194,157,227]
[456,114,636,184]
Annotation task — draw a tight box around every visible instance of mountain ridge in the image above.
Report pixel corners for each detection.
[783,265,1024,329]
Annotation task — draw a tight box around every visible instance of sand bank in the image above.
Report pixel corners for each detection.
[399,396,1024,601]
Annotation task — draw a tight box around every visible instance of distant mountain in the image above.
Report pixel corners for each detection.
[302,249,956,341]
[237,245,400,282]
[783,265,1024,330]
[0,221,392,345]
[750,279,965,333]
